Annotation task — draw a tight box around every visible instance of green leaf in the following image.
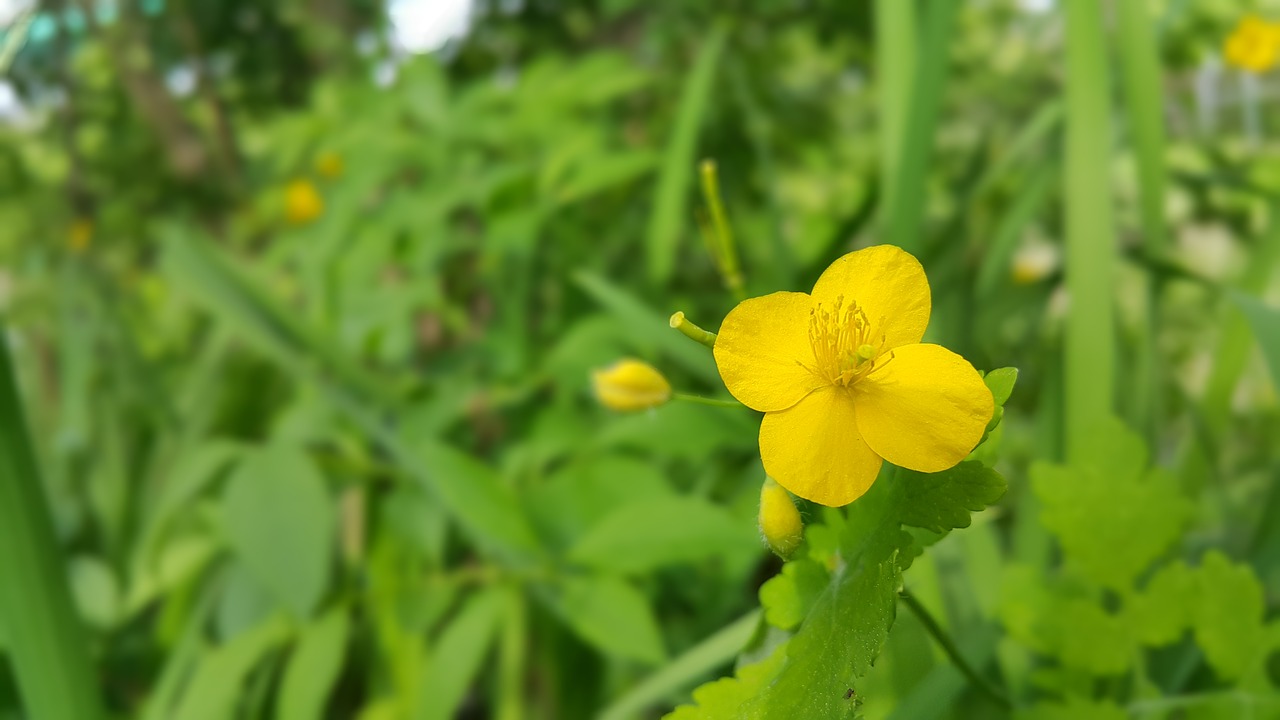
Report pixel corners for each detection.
[171,615,293,720]
[601,611,761,720]
[1128,560,1193,647]
[665,643,788,720]
[736,475,908,719]
[1042,596,1133,676]
[222,446,335,619]
[646,22,728,284]
[567,496,749,574]
[419,589,504,720]
[900,462,1007,534]
[983,368,1019,407]
[551,575,666,665]
[1229,291,1280,391]
[1032,417,1190,590]
[1191,551,1266,682]
[278,609,350,720]
[416,441,543,562]
[759,558,829,631]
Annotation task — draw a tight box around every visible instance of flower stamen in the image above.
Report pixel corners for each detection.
[802,296,889,386]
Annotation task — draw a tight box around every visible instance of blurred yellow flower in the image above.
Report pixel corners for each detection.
[1011,242,1060,285]
[758,478,803,559]
[714,245,993,507]
[1224,15,1280,73]
[315,151,344,179]
[68,219,93,252]
[591,358,672,411]
[285,179,324,225]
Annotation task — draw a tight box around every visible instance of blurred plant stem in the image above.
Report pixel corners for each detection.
[899,591,1012,710]
[1063,0,1117,462]
[0,328,104,720]
[673,393,741,408]
[698,160,746,301]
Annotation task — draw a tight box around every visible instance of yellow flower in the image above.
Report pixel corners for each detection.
[315,151,344,179]
[1225,16,1280,73]
[68,219,93,252]
[591,358,672,411]
[285,179,324,225]
[759,478,803,559]
[714,245,993,507]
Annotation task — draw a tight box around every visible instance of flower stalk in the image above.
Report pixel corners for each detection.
[698,159,746,300]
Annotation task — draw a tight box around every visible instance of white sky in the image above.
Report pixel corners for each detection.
[388,0,472,54]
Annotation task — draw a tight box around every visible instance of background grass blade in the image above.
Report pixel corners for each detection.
[1063,0,1118,461]
[0,327,104,720]
[646,21,729,285]
[875,0,917,221]
[1116,0,1170,443]
[883,0,957,254]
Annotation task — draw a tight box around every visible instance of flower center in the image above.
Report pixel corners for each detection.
[805,296,888,387]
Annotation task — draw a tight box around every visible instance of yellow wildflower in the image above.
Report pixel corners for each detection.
[1225,15,1280,73]
[68,219,93,252]
[315,151,344,179]
[759,478,803,559]
[714,245,993,507]
[284,179,324,225]
[591,359,672,411]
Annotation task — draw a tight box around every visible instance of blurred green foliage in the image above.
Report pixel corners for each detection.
[2,1,1280,719]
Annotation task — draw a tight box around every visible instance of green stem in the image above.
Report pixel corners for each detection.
[669,311,718,349]
[699,159,746,300]
[673,393,741,408]
[0,326,105,720]
[899,591,1012,710]
[1063,0,1118,461]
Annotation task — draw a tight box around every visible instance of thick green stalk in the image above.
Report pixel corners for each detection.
[0,326,104,720]
[1116,0,1170,444]
[1063,0,1118,461]
[883,0,957,253]
[875,0,916,223]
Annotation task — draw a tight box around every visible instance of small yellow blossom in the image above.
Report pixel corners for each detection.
[315,151,344,179]
[759,478,803,559]
[1225,15,1280,73]
[714,245,993,507]
[591,359,672,411]
[285,179,324,225]
[68,219,93,252]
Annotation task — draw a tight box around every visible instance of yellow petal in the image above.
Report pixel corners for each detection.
[759,386,884,507]
[714,291,825,412]
[809,244,931,351]
[853,343,993,473]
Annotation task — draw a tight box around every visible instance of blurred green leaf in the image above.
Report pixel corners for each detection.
[551,575,666,665]
[1192,551,1266,682]
[665,643,788,720]
[1229,291,1280,390]
[1032,417,1190,591]
[419,588,504,720]
[171,615,293,720]
[647,22,728,284]
[222,446,335,620]
[568,496,749,574]
[278,609,350,720]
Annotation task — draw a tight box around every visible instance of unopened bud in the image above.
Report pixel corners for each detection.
[759,478,803,559]
[591,359,672,412]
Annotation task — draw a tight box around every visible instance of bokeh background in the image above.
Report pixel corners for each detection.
[2,1,1280,719]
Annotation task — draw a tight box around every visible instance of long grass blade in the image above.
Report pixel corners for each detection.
[1063,0,1118,461]
[0,327,104,720]
[646,22,729,285]
[883,0,957,254]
